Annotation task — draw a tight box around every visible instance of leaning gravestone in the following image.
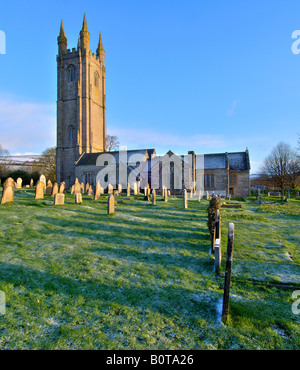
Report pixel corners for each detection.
[51,183,59,197]
[35,180,45,200]
[16,178,22,189]
[107,194,115,214]
[54,193,65,205]
[75,193,82,204]
[59,182,65,194]
[1,178,15,204]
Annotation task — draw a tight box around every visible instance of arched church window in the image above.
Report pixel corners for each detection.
[94,72,99,88]
[67,65,76,82]
[68,125,75,142]
[211,174,215,188]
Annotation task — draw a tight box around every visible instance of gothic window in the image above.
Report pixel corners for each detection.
[205,174,215,188]
[67,65,76,82]
[69,125,75,142]
[230,175,237,185]
[211,174,215,188]
[94,72,99,88]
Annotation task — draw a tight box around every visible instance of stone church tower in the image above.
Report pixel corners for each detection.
[56,14,106,187]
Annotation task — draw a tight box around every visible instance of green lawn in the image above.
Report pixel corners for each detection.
[0,189,299,349]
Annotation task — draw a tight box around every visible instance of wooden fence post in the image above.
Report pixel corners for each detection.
[211,222,216,253]
[222,222,235,324]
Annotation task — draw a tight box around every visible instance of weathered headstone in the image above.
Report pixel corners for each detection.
[118,184,122,193]
[75,193,82,204]
[87,187,94,196]
[114,190,119,197]
[152,189,156,205]
[35,180,45,200]
[59,182,65,194]
[85,183,90,192]
[15,178,22,189]
[107,194,115,214]
[30,179,34,188]
[51,183,59,197]
[81,183,85,193]
[39,175,46,187]
[133,182,137,195]
[71,185,75,194]
[74,179,81,194]
[0,178,15,204]
[198,190,202,202]
[54,193,65,205]
[206,191,210,200]
[190,190,193,199]
[46,180,53,196]
[168,190,171,197]
[94,183,101,200]
[127,183,131,197]
[108,184,113,194]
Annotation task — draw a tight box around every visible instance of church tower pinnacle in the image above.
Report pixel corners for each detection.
[57,20,67,55]
[79,13,90,50]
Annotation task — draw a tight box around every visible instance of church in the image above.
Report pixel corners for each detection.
[56,15,250,197]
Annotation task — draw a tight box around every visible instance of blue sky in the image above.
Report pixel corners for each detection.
[0,0,300,173]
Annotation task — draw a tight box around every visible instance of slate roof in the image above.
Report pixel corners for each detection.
[76,149,156,167]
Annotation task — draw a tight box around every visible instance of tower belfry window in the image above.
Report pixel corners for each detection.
[68,65,76,82]
[69,126,75,142]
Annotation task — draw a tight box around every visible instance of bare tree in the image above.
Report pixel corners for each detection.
[0,144,10,179]
[106,135,120,152]
[32,147,56,183]
[260,142,299,199]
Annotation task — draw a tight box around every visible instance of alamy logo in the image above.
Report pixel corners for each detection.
[291,30,300,55]
[0,291,5,315]
[0,30,6,54]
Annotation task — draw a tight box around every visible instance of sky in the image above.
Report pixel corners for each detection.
[0,0,300,174]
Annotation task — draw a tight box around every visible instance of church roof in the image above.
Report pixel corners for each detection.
[75,149,156,166]
[195,150,250,171]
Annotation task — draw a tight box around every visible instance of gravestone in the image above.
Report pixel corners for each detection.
[30,179,34,188]
[1,177,15,204]
[87,187,94,196]
[183,189,188,209]
[168,190,171,197]
[164,190,168,202]
[81,183,85,193]
[114,190,119,197]
[133,182,137,195]
[127,183,131,197]
[71,185,75,194]
[46,180,53,196]
[75,193,82,204]
[16,178,22,189]
[118,184,122,193]
[59,182,65,194]
[198,190,202,202]
[74,179,81,194]
[94,183,101,200]
[85,183,90,192]
[108,184,113,194]
[39,175,46,187]
[190,190,193,199]
[152,189,156,205]
[54,193,65,205]
[35,180,45,199]
[107,194,115,214]
[51,183,59,197]
[206,191,210,200]
[144,187,147,196]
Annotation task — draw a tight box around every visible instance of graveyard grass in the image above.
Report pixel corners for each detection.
[0,189,299,349]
